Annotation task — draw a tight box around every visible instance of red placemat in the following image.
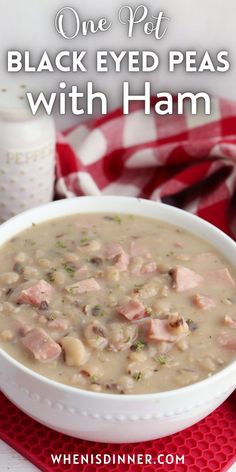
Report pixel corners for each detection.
[1,391,235,472]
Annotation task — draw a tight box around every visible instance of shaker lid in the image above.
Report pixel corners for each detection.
[0,82,35,119]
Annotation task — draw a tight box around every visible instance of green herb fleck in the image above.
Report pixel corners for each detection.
[62,263,76,277]
[166,251,174,257]
[56,240,67,249]
[25,239,36,246]
[90,374,98,384]
[155,355,167,365]
[131,341,146,351]
[132,371,142,381]
[105,214,122,224]
[80,237,90,246]
[113,215,122,224]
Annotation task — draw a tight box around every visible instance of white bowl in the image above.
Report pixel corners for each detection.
[0,196,235,443]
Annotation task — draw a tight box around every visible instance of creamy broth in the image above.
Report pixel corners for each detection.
[0,213,236,394]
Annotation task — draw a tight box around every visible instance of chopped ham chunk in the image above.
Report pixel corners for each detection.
[105,243,124,260]
[217,331,236,351]
[209,268,235,287]
[13,319,32,337]
[75,265,89,279]
[192,294,215,310]
[171,266,203,292]
[147,316,189,344]
[141,262,157,274]
[147,319,177,343]
[65,277,101,295]
[17,280,54,307]
[105,243,129,272]
[21,328,61,362]
[130,241,151,259]
[115,250,129,272]
[224,315,236,328]
[117,299,146,321]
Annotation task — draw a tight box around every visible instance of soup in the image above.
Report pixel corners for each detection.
[0,213,235,394]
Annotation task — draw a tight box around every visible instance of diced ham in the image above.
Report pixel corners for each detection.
[129,261,143,276]
[21,328,62,362]
[13,319,32,337]
[105,243,129,272]
[17,280,54,307]
[115,250,129,272]
[48,318,71,331]
[141,261,157,274]
[117,299,146,321]
[224,315,236,328]
[192,294,215,310]
[217,331,236,351]
[65,277,101,295]
[75,265,89,279]
[105,243,123,260]
[130,241,151,259]
[171,266,203,292]
[147,319,177,343]
[208,268,235,287]
[147,316,189,344]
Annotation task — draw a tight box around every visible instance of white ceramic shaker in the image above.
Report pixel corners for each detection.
[0,83,56,222]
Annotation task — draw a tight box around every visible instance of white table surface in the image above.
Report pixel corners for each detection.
[0,439,235,471]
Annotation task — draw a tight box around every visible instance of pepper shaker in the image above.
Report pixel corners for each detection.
[0,83,56,222]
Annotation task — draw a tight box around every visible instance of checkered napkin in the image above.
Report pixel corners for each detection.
[56,97,236,238]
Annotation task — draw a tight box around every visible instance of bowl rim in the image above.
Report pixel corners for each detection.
[0,195,236,401]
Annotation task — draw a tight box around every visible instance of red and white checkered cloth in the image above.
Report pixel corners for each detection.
[56,97,236,238]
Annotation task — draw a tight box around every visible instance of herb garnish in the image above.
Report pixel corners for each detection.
[25,239,36,246]
[90,374,98,384]
[104,215,122,224]
[155,355,167,365]
[62,263,76,277]
[132,372,142,381]
[56,240,67,249]
[79,237,90,246]
[130,341,146,351]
